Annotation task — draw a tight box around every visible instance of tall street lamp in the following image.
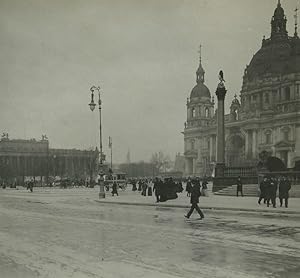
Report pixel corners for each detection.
[89,85,105,198]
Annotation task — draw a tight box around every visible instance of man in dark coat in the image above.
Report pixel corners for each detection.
[138,180,142,191]
[258,176,268,204]
[236,176,243,197]
[186,178,192,197]
[132,180,137,191]
[279,176,291,208]
[112,181,118,196]
[184,182,204,219]
[267,176,277,208]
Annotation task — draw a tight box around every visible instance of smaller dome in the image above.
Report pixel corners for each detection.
[274,4,284,18]
[190,83,211,99]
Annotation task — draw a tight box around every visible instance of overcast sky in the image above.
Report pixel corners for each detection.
[0,0,297,163]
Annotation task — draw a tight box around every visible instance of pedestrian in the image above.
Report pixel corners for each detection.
[177,181,184,193]
[184,182,204,219]
[258,176,268,204]
[186,178,192,197]
[141,180,147,196]
[201,177,209,197]
[147,185,152,196]
[236,176,243,197]
[267,176,277,208]
[112,181,118,196]
[132,180,137,191]
[28,179,34,192]
[279,176,291,208]
[153,177,161,202]
[138,180,142,191]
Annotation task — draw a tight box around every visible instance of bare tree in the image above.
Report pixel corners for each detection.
[150,151,171,173]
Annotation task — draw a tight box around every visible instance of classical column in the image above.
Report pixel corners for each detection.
[209,136,213,161]
[215,78,227,177]
[244,130,249,158]
[252,130,257,158]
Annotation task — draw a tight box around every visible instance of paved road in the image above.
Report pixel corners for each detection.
[0,189,299,278]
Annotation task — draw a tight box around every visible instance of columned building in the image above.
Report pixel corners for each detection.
[183,1,300,176]
[0,135,98,183]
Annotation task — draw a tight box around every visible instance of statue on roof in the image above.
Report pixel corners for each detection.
[218,70,225,89]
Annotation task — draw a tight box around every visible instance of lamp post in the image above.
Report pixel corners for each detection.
[89,85,105,198]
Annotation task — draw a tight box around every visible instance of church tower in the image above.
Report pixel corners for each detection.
[271,0,288,40]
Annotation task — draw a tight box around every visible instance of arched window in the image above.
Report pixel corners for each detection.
[265,130,272,144]
[296,84,300,99]
[281,127,290,141]
[205,107,209,118]
[190,140,195,150]
[192,108,196,118]
[265,93,269,104]
[283,130,289,141]
[285,87,290,101]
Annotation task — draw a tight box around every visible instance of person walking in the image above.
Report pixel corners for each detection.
[258,176,268,204]
[112,181,118,196]
[236,176,243,197]
[184,182,204,219]
[186,178,192,197]
[279,176,291,208]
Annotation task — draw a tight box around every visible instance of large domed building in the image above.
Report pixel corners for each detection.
[183,0,300,176]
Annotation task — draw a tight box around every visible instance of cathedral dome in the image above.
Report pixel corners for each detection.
[244,1,300,81]
[190,83,211,99]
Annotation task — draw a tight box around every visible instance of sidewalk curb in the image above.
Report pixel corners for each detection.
[95,200,300,216]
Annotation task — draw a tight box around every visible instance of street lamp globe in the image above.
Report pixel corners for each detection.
[89,101,96,111]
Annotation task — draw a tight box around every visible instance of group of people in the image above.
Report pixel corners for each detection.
[130,178,184,202]
[186,177,209,197]
[258,176,291,208]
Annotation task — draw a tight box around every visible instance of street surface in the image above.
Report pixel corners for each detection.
[0,188,299,278]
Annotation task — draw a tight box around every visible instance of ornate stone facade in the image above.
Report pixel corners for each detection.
[183,1,300,176]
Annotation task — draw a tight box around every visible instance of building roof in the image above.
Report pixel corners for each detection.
[190,82,211,99]
[244,1,300,81]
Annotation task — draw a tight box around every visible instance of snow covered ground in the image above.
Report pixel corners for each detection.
[0,188,299,278]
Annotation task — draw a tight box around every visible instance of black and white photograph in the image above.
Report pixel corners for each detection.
[0,0,299,277]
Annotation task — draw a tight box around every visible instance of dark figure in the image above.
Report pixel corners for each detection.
[28,180,34,192]
[279,176,291,208]
[141,181,147,196]
[267,177,277,208]
[186,179,192,197]
[153,178,161,202]
[258,177,268,204]
[159,180,168,202]
[236,176,243,197]
[112,181,118,196]
[185,183,204,219]
[138,180,142,191]
[166,177,178,200]
[147,186,152,196]
[176,181,184,193]
[132,180,137,191]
